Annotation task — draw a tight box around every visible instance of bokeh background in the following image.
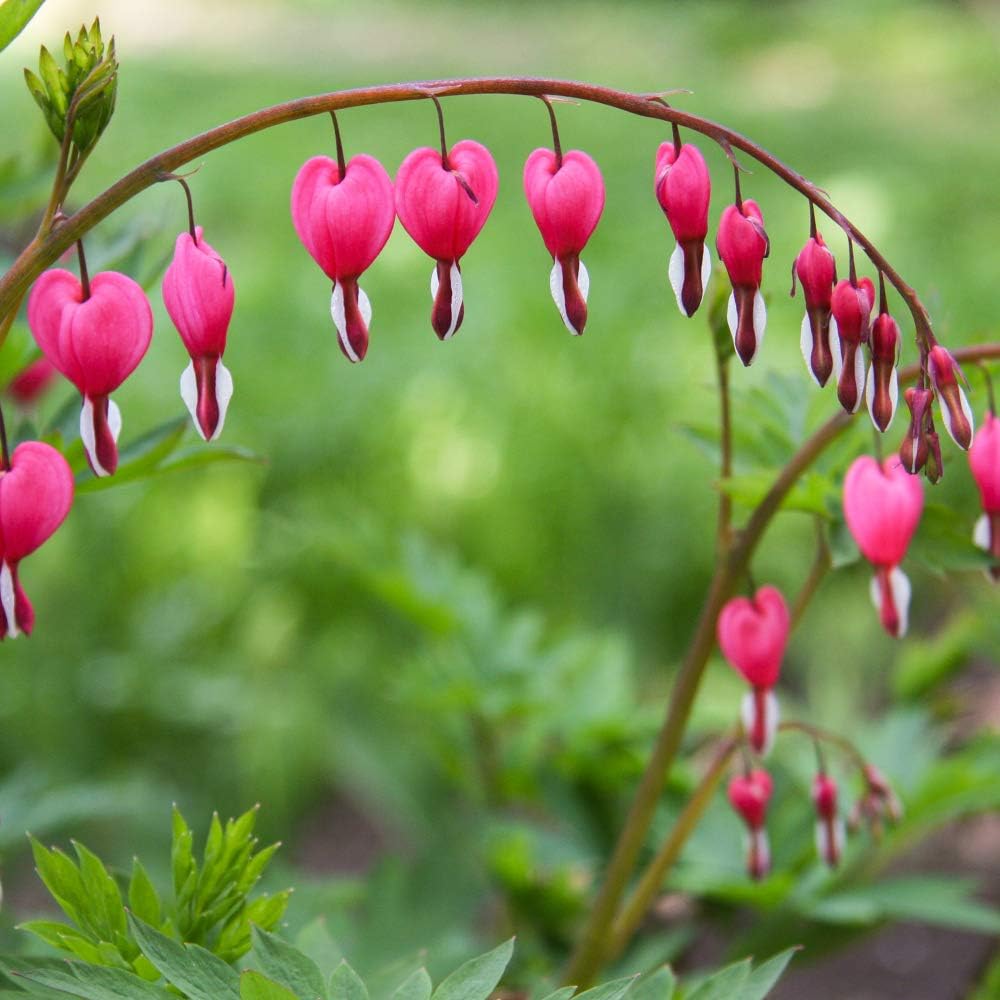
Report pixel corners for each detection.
[1,1,998,997]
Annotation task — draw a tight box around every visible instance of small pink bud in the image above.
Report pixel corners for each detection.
[925,430,944,485]
[717,585,790,690]
[6,357,57,407]
[291,153,395,362]
[899,387,934,476]
[969,411,1000,579]
[655,142,711,317]
[0,442,74,639]
[866,311,901,433]
[927,345,974,450]
[811,773,844,868]
[830,277,875,414]
[728,769,773,880]
[396,140,498,341]
[792,233,836,386]
[524,148,605,335]
[27,269,152,477]
[850,764,903,836]
[716,200,769,366]
[843,456,924,637]
[162,227,235,441]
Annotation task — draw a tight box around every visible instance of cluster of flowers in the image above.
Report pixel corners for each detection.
[717,584,902,879]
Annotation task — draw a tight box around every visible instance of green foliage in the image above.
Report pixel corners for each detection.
[19,806,288,979]
[0,0,46,55]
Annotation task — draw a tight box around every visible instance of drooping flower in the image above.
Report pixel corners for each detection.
[849,764,902,838]
[162,227,235,440]
[843,455,924,637]
[927,344,974,450]
[6,357,57,407]
[866,309,901,433]
[524,148,605,335]
[792,231,836,386]
[717,585,789,755]
[0,441,74,638]
[899,387,935,476]
[812,773,845,868]
[654,140,711,317]
[291,153,395,362]
[396,140,498,340]
[969,410,1000,580]
[830,277,875,414]
[728,768,773,880]
[716,198,769,366]
[27,268,153,477]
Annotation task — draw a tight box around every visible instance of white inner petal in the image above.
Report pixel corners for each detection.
[752,289,767,350]
[851,346,866,414]
[330,281,359,363]
[869,566,911,637]
[0,560,19,639]
[549,259,572,334]
[180,361,201,438]
[212,359,234,442]
[726,291,738,347]
[578,259,590,302]
[358,285,372,328]
[701,243,712,293]
[80,396,109,478]
[740,688,779,756]
[800,313,820,386]
[814,817,846,864]
[444,261,463,341]
[830,317,843,381]
[668,242,685,315]
[887,369,899,430]
[973,513,990,552]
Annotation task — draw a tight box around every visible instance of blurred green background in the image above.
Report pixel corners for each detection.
[1,0,998,994]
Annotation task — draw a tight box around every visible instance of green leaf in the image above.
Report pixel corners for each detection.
[75,417,187,494]
[329,961,369,1000]
[16,919,93,953]
[28,836,90,934]
[738,949,798,999]
[430,940,514,1000]
[535,990,576,1000]
[251,927,327,1000]
[391,968,433,1000]
[571,977,636,1000]
[295,919,343,978]
[717,470,833,517]
[685,960,751,1000]
[128,913,240,1000]
[630,966,675,1000]
[0,0,46,54]
[128,858,163,927]
[241,971,302,1000]
[171,805,195,899]
[71,839,126,939]
[17,960,176,1000]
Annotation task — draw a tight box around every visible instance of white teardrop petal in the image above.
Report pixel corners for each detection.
[870,567,911,637]
[701,243,712,292]
[180,361,202,440]
[430,266,439,299]
[443,261,463,340]
[938,384,976,449]
[865,366,877,427]
[550,259,573,334]
[668,242,685,315]
[753,290,767,347]
[107,399,122,443]
[79,397,110,478]
[0,561,19,639]
[973,513,990,551]
[578,259,590,303]
[851,346,866,414]
[800,313,820,386]
[726,291,738,347]
[830,317,843,381]
[740,689,779,756]
[330,281,359,363]
[358,285,372,328]
[887,368,899,429]
[212,359,234,442]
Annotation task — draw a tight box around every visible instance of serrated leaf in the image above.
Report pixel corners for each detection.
[738,948,798,1000]
[329,961,368,1000]
[0,0,46,54]
[128,913,240,1000]
[129,858,163,927]
[391,968,433,1000]
[684,959,751,1000]
[571,976,636,1000]
[251,927,327,1000]
[17,960,176,1000]
[630,966,675,1000]
[430,939,514,1000]
[241,970,302,1000]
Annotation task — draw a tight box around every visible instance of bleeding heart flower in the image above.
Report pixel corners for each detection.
[812,773,845,868]
[899,387,935,476]
[6,358,57,407]
[843,455,924,637]
[27,268,152,477]
[0,441,74,638]
[291,153,395,363]
[969,410,1000,580]
[654,141,711,317]
[830,277,875,415]
[717,585,789,755]
[162,227,235,441]
[716,199,769,366]
[927,344,974,450]
[524,148,605,335]
[866,310,901,433]
[792,231,836,386]
[728,769,773,880]
[396,139,498,340]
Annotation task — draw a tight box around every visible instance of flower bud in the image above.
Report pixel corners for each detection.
[843,456,924,637]
[396,140,498,341]
[292,153,395,362]
[849,764,902,838]
[969,411,1000,580]
[0,442,74,639]
[812,773,845,868]
[655,142,711,317]
[866,311,901,433]
[524,148,605,335]
[830,277,874,414]
[728,769,773,880]
[927,345,974,450]
[899,387,934,476]
[716,199,769,366]
[27,268,152,477]
[792,232,836,386]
